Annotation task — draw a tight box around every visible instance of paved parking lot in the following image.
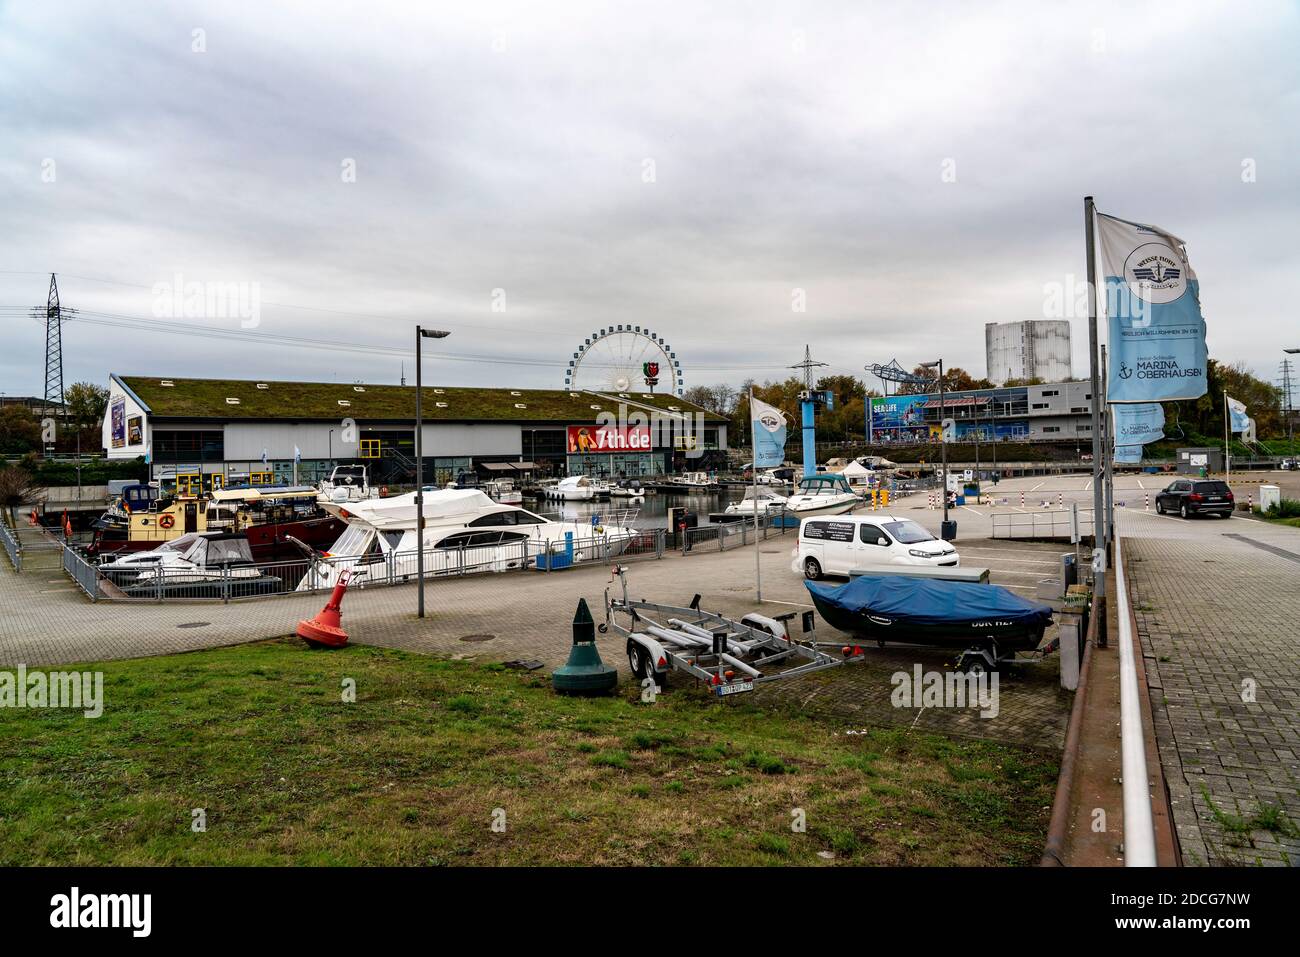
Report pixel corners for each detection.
[0,527,1072,750]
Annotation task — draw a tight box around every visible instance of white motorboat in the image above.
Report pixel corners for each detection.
[303,488,638,589]
[482,478,523,505]
[670,471,716,490]
[610,480,647,499]
[724,487,788,516]
[782,474,861,518]
[542,475,596,501]
[99,532,282,596]
[319,464,378,504]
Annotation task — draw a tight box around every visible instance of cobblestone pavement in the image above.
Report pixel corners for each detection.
[0,531,1070,749]
[1119,509,1300,866]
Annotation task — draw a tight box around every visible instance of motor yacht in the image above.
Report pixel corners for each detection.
[782,473,861,518]
[724,487,788,516]
[610,480,647,499]
[542,475,596,501]
[319,464,378,503]
[482,478,523,505]
[99,532,282,596]
[301,488,638,590]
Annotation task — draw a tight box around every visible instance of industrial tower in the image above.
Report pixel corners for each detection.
[43,273,65,422]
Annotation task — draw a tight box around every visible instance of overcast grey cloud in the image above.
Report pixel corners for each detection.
[2,0,1298,398]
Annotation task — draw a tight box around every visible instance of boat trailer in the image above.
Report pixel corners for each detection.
[600,566,860,698]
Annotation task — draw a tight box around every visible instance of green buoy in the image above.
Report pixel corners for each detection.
[552,598,618,695]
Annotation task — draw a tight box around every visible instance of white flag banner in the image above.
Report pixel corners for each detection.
[1226,395,1249,433]
[1095,211,1208,402]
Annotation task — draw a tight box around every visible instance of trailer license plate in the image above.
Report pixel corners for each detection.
[717,681,754,696]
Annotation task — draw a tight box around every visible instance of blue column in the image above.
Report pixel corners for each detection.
[802,399,816,478]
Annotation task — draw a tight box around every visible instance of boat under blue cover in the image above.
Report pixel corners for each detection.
[806,574,1054,651]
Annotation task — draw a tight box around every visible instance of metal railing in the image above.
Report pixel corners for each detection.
[991,507,1096,541]
[81,527,667,603]
[674,510,793,555]
[63,543,99,601]
[0,518,21,572]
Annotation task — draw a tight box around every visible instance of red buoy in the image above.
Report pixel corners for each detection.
[297,570,355,648]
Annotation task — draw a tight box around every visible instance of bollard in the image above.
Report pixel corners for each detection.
[1020,491,1025,508]
[1144,492,1149,511]
[1058,492,1064,508]
[1247,493,1253,513]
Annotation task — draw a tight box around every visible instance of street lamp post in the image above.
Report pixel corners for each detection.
[328,429,334,473]
[1287,349,1299,457]
[922,359,948,529]
[415,325,451,619]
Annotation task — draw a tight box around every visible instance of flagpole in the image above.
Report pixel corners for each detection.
[751,387,762,603]
[1224,392,1230,482]
[1084,196,1106,554]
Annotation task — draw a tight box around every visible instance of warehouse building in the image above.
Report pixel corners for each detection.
[868,380,1095,444]
[103,375,727,493]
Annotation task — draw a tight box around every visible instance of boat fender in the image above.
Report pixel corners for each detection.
[739,613,787,640]
[380,486,388,498]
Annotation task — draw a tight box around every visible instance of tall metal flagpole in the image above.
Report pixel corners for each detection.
[1224,392,1230,483]
[1102,346,1115,547]
[751,387,762,603]
[1085,196,1105,552]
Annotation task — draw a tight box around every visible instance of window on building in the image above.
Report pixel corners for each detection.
[154,430,224,461]
[360,438,382,459]
[1043,426,1061,433]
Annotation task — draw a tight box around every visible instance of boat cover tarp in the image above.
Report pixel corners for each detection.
[805,575,1052,628]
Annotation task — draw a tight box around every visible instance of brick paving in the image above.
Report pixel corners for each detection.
[1120,509,1300,866]
[0,531,1070,750]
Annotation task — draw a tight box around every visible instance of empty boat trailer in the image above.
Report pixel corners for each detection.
[600,566,860,697]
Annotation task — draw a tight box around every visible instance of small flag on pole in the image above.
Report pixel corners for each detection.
[1225,395,1249,433]
[751,396,788,469]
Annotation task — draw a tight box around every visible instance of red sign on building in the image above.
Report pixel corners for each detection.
[566,425,652,454]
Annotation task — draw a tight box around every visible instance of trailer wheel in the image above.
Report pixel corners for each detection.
[627,641,652,679]
[964,650,1001,676]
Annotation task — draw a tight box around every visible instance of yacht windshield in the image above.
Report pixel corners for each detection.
[882,520,934,545]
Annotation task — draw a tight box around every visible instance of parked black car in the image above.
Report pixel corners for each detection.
[1155,479,1234,518]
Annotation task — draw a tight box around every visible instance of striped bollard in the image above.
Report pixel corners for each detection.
[1020,491,1025,508]
[1144,492,1149,511]
[1058,492,1063,508]
[1248,493,1253,513]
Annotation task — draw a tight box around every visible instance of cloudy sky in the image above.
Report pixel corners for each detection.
[2,0,1298,400]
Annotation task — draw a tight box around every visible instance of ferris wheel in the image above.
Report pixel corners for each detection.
[565,324,684,396]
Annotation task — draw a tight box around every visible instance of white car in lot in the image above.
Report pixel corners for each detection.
[791,514,959,580]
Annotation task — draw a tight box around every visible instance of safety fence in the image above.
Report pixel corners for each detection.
[991,507,1096,541]
[63,543,101,601]
[73,528,667,604]
[672,510,794,555]
[0,518,20,572]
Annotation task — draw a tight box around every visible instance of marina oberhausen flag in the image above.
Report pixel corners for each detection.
[1226,395,1249,433]
[1096,212,1208,403]
[750,396,788,469]
[1111,402,1164,466]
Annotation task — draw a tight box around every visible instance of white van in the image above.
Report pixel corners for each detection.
[791,514,958,580]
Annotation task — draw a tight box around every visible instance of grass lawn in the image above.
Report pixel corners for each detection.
[0,640,1057,865]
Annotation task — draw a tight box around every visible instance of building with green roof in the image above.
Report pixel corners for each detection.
[103,375,727,490]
